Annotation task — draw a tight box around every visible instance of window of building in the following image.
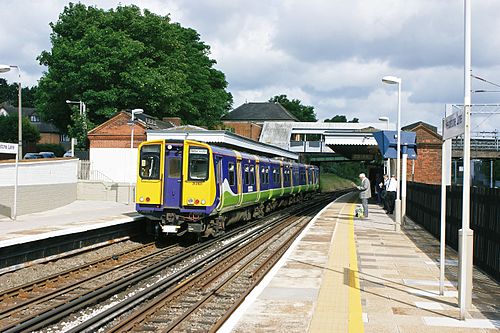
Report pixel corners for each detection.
[30,115,40,122]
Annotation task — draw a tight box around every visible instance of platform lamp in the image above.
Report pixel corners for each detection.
[382,75,402,232]
[128,109,144,205]
[66,100,87,157]
[0,65,22,157]
[378,116,391,177]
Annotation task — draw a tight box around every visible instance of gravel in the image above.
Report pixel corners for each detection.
[0,240,146,292]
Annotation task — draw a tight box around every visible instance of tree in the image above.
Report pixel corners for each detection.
[268,95,316,122]
[0,79,37,108]
[324,114,359,123]
[36,3,232,130]
[0,115,40,144]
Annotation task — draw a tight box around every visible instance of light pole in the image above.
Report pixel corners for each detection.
[129,109,143,205]
[0,65,22,157]
[382,75,402,232]
[66,100,87,157]
[378,116,391,177]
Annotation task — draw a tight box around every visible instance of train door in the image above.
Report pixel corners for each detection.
[255,159,261,202]
[164,148,182,208]
[280,163,284,196]
[236,158,243,206]
[215,156,224,211]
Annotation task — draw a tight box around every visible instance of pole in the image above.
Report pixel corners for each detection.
[13,148,19,220]
[17,70,22,157]
[459,0,473,319]
[395,80,402,231]
[129,114,135,205]
[401,153,407,224]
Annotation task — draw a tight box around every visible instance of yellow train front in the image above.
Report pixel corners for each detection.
[136,139,319,238]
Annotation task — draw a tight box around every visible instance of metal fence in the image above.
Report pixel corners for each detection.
[453,130,499,151]
[77,160,114,182]
[406,182,500,281]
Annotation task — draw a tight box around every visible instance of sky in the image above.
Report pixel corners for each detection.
[0,0,499,131]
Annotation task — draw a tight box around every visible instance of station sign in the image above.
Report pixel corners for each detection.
[443,109,465,140]
[0,142,18,155]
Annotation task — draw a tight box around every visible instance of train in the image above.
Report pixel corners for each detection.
[135,139,320,238]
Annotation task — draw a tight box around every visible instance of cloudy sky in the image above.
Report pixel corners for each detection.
[1,0,499,131]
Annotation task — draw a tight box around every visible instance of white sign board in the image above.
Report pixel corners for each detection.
[442,110,465,140]
[0,142,18,155]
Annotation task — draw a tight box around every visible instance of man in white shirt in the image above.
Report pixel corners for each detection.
[385,175,397,214]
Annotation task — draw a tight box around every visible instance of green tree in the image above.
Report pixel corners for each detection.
[0,79,37,108]
[36,3,232,130]
[324,115,359,123]
[269,94,316,122]
[0,115,40,144]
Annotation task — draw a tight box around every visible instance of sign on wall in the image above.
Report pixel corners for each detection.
[443,109,465,140]
[0,142,18,155]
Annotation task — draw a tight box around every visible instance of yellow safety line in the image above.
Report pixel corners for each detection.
[348,204,364,333]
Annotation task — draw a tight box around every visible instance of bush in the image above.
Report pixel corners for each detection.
[36,143,66,157]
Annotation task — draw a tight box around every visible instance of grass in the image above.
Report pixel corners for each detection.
[320,172,354,192]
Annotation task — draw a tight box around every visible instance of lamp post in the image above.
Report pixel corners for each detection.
[66,100,87,157]
[129,109,144,205]
[382,76,402,232]
[0,65,22,157]
[378,116,391,176]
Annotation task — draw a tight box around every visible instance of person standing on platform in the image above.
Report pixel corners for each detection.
[379,174,389,209]
[385,175,398,214]
[352,173,371,218]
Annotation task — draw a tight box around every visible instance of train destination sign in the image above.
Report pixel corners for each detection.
[0,142,18,155]
[442,109,465,140]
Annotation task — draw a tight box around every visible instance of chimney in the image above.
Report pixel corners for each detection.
[163,117,182,126]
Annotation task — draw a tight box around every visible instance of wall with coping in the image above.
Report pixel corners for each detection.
[0,159,78,217]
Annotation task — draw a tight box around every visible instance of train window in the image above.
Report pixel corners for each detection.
[228,163,235,186]
[168,158,181,178]
[265,168,269,184]
[139,144,161,180]
[188,147,209,181]
[250,165,255,185]
[272,169,277,183]
[244,165,250,185]
[261,168,266,184]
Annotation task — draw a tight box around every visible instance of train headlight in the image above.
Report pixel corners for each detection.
[139,196,144,202]
[201,199,206,205]
[167,144,172,150]
[187,198,194,204]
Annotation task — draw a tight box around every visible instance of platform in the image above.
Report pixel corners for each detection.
[0,200,141,248]
[219,192,500,333]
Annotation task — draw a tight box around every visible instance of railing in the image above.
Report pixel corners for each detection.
[77,160,114,182]
[406,181,500,281]
[453,130,499,151]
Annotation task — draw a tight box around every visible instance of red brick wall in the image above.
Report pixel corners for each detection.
[39,133,60,145]
[223,121,262,141]
[88,112,147,148]
[406,126,442,184]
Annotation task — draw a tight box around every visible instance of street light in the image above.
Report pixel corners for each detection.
[382,75,402,232]
[378,116,391,176]
[0,65,22,157]
[66,100,87,157]
[129,108,143,205]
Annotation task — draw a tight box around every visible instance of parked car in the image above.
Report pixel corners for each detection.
[38,151,56,158]
[23,153,43,159]
[63,150,73,157]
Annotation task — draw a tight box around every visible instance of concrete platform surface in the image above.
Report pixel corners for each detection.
[219,193,500,333]
[0,200,141,248]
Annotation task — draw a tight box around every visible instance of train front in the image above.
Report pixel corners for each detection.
[135,139,217,236]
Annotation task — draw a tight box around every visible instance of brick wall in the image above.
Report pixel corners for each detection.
[39,133,60,145]
[406,126,442,184]
[222,121,262,141]
[88,112,147,148]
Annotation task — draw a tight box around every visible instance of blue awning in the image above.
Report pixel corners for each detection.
[373,131,417,160]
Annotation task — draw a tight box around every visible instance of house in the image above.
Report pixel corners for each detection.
[0,103,69,149]
[221,102,299,141]
[402,121,443,184]
[86,111,174,183]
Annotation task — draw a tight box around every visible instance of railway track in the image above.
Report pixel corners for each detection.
[0,191,347,332]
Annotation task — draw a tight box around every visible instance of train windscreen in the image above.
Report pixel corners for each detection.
[188,147,209,181]
[139,144,161,180]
